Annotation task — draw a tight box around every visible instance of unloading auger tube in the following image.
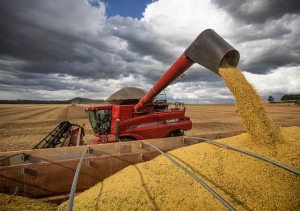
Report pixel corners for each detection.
[134,29,240,112]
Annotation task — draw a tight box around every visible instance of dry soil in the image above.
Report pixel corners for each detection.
[0,103,299,151]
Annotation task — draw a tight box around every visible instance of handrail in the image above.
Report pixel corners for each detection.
[0,152,25,162]
[141,140,236,211]
[186,137,300,175]
[67,146,90,211]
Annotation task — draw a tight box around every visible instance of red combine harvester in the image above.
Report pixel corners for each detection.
[29,29,240,148]
[85,91,191,144]
[84,28,239,144]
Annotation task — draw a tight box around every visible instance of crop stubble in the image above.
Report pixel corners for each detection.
[0,102,299,152]
[0,105,93,151]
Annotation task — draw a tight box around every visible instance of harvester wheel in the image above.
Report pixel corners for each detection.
[165,130,184,137]
[120,137,136,142]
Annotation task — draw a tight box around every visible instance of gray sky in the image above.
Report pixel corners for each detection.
[0,0,299,103]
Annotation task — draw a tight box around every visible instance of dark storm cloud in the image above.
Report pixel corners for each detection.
[107,16,223,85]
[210,0,300,74]
[229,21,292,43]
[0,69,105,95]
[0,0,128,80]
[0,0,175,93]
[0,0,299,101]
[211,0,300,24]
[108,16,179,65]
[174,65,222,84]
[1,1,81,62]
[242,47,300,74]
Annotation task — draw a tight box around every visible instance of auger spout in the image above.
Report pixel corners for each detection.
[134,29,239,112]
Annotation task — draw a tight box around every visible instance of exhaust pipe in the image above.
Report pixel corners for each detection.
[134,29,239,112]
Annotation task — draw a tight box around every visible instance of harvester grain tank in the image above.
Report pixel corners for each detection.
[85,29,239,144]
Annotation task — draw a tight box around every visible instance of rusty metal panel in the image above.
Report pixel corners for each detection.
[0,151,161,198]
[120,144,131,154]
[2,134,247,200]
[0,136,185,166]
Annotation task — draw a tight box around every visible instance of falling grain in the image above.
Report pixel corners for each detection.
[0,193,57,210]
[219,67,283,145]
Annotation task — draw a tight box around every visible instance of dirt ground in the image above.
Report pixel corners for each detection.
[184,103,300,136]
[0,103,299,152]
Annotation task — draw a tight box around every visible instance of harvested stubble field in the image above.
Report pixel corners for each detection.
[0,103,299,151]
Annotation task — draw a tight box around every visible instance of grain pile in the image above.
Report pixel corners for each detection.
[58,126,300,211]
[0,193,57,210]
[219,67,283,145]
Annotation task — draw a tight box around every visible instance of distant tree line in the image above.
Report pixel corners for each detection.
[0,99,69,104]
[0,97,107,104]
[281,94,300,101]
[2,95,299,105]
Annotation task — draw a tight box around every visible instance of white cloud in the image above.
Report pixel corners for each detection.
[243,66,300,100]
[142,0,231,43]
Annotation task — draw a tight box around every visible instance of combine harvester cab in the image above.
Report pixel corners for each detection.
[0,29,239,203]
